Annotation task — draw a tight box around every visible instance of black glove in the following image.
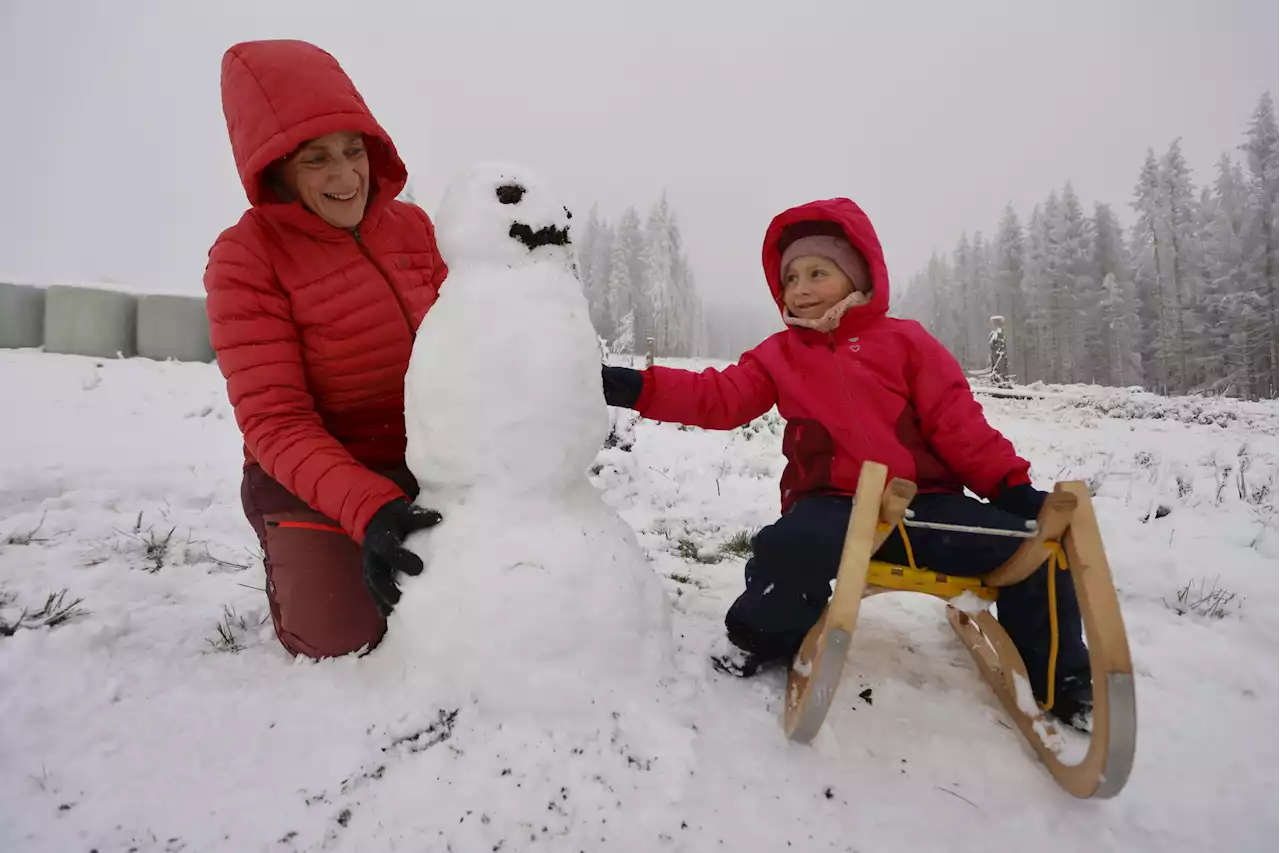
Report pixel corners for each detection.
[602,365,644,409]
[992,483,1048,521]
[362,498,443,617]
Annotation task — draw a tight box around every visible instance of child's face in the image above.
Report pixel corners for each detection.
[782,255,855,319]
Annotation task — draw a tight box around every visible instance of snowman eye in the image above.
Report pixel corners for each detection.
[496,184,526,204]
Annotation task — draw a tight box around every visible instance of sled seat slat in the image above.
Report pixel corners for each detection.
[865,562,999,602]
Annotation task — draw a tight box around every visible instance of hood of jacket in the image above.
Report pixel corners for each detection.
[761,197,891,336]
[220,39,407,209]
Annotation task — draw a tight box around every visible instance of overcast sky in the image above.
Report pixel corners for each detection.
[0,0,1275,328]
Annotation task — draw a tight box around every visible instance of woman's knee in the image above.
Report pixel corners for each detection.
[259,509,385,659]
[273,604,385,659]
[241,466,386,659]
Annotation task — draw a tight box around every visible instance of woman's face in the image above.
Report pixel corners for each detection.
[282,131,370,229]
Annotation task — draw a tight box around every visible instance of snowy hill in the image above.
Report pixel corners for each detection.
[1,350,1276,852]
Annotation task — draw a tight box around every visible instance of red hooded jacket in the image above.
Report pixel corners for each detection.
[635,198,1031,513]
[204,40,446,542]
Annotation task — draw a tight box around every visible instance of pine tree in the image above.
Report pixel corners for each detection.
[1092,203,1142,386]
[1057,183,1094,382]
[576,205,614,340]
[1131,149,1170,392]
[1161,138,1201,393]
[1039,192,1067,383]
[993,204,1028,380]
[970,231,995,367]
[952,233,974,365]
[663,201,703,356]
[607,208,643,353]
[1204,154,1252,393]
[1240,91,1279,396]
[641,195,678,355]
[927,252,960,358]
[611,310,636,358]
[1021,204,1050,383]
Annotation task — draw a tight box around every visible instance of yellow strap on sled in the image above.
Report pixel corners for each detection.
[873,520,1071,713]
[1039,541,1070,712]
[864,521,998,602]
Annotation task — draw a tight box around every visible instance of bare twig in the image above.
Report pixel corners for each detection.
[5,513,48,545]
[935,786,979,809]
[206,604,265,653]
[1164,576,1240,619]
[0,589,88,636]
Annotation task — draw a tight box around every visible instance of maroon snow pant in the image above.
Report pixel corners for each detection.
[240,463,419,660]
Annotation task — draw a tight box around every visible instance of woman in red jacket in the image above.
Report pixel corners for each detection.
[603,198,1092,727]
[205,40,445,659]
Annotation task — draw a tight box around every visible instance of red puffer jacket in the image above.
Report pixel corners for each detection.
[635,198,1031,513]
[205,40,446,542]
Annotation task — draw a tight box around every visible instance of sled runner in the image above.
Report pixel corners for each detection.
[782,461,1136,799]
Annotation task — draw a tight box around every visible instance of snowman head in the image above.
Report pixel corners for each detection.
[434,161,574,269]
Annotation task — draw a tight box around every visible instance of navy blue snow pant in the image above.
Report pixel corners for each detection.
[724,492,1090,701]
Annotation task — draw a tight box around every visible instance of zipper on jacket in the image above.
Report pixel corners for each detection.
[828,329,877,459]
[354,228,416,338]
[266,520,348,535]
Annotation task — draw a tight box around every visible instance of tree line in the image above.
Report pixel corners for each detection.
[898,92,1278,399]
[399,182,708,359]
[575,195,707,358]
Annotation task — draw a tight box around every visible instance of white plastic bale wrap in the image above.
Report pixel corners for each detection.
[136,294,215,362]
[43,285,138,359]
[0,282,47,348]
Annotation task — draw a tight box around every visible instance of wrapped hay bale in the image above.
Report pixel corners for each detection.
[136,294,214,362]
[43,285,138,359]
[0,282,47,348]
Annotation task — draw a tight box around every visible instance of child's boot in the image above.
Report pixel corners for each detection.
[996,561,1093,729]
[711,618,804,678]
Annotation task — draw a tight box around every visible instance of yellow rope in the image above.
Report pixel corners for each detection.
[895,520,919,571]
[1038,541,1069,712]
[890,515,1071,713]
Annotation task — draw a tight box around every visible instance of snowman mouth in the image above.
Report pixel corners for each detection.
[509,222,570,251]
[324,190,359,202]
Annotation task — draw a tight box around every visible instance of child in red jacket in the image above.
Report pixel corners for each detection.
[602,198,1091,726]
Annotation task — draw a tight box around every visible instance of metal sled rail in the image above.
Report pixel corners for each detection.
[901,514,1039,539]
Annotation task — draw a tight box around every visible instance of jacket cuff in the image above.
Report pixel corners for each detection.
[634,368,657,415]
[993,469,1033,498]
[349,480,410,544]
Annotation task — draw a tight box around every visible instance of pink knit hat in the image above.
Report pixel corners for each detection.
[779,234,871,293]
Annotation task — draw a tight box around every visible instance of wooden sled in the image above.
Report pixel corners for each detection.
[782,462,1136,799]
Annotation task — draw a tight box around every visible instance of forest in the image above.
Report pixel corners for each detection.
[897,92,1278,399]
[575,196,707,359]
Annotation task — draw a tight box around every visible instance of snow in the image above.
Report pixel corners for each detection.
[948,590,992,615]
[405,162,603,502]
[1,349,1277,852]
[392,161,673,723]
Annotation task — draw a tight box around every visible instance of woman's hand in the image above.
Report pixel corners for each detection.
[361,499,443,616]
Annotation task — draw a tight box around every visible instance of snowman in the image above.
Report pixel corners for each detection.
[377,162,674,724]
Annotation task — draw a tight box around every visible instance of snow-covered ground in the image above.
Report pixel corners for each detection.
[1,350,1276,853]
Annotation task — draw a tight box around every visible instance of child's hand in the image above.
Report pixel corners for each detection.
[993,484,1047,520]
[602,365,643,409]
